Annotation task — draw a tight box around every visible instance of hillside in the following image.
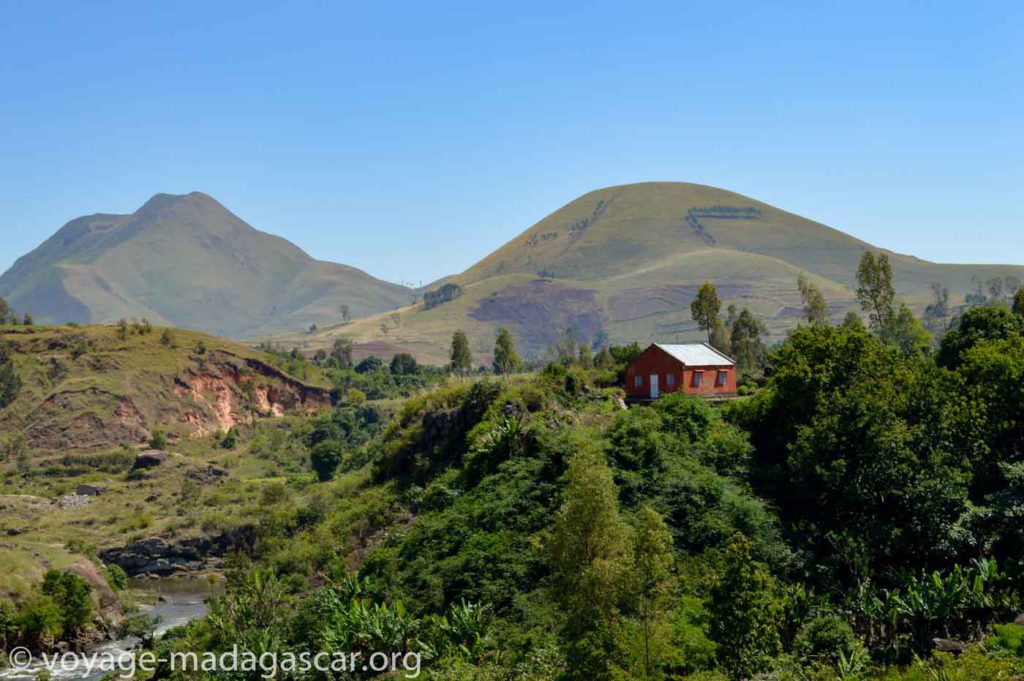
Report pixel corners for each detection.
[0,192,413,338]
[0,323,332,455]
[291,182,1024,362]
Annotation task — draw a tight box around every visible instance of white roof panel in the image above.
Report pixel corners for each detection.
[654,342,735,366]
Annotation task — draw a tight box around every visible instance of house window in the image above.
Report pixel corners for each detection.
[717,370,728,387]
[634,375,642,388]
[666,373,675,388]
[692,371,703,387]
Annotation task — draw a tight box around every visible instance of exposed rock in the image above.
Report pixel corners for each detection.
[186,464,230,485]
[6,527,24,536]
[1015,613,1024,626]
[932,638,969,654]
[131,450,168,471]
[58,494,90,509]
[69,558,121,613]
[98,527,256,577]
[76,484,105,497]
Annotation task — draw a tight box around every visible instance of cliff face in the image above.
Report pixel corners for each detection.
[0,326,333,454]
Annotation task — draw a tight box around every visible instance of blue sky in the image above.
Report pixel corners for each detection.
[1,1,1021,286]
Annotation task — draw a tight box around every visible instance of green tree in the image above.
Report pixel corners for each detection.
[690,282,722,343]
[310,440,344,482]
[339,304,351,324]
[631,507,674,680]
[0,342,21,409]
[549,447,633,680]
[390,352,418,375]
[577,342,593,369]
[21,312,33,326]
[41,570,93,634]
[892,303,933,357]
[159,328,175,348]
[0,298,11,325]
[9,434,31,476]
[856,251,896,341]
[449,330,472,376]
[938,306,1023,368]
[595,345,614,370]
[492,327,520,376]
[729,308,766,370]
[116,318,129,341]
[330,338,354,368]
[1014,286,1024,317]
[924,283,951,336]
[709,533,783,680]
[798,271,829,325]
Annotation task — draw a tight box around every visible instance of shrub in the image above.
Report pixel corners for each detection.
[793,613,863,668]
[148,430,168,450]
[311,440,344,482]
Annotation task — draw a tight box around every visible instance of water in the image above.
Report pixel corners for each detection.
[0,576,221,681]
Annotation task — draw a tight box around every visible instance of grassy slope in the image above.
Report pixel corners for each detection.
[0,193,413,338]
[288,182,1024,361]
[0,324,332,457]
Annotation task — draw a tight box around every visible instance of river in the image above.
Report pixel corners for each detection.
[0,576,222,681]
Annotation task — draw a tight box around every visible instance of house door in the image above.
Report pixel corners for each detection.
[649,374,659,399]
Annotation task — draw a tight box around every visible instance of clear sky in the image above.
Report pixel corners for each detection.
[1,1,1021,286]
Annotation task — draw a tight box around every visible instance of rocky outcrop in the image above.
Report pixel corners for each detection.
[98,528,256,577]
[131,450,168,470]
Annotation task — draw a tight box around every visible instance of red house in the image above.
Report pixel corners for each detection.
[625,343,737,400]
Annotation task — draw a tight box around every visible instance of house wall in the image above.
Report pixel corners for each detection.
[624,346,736,398]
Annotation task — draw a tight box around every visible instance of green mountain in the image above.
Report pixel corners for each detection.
[296,182,1024,362]
[0,192,412,337]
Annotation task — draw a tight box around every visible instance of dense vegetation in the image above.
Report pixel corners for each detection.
[4,263,1024,679]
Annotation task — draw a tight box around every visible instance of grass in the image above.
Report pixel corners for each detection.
[284,182,1024,362]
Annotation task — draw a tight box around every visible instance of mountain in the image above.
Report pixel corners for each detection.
[291,182,1024,363]
[0,192,412,337]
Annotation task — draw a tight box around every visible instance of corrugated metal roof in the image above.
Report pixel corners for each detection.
[654,343,735,366]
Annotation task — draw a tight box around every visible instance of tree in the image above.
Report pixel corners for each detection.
[159,328,175,348]
[330,338,354,368]
[577,342,593,369]
[708,533,783,679]
[924,283,950,336]
[449,330,472,376]
[492,327,520,376]
[117,318,129,341]
[339,304,350,325]
[938,306,1024,368]
[892,303,933,357]
[690,282,722,343]
[856,252,896,342]
[41,570,93,634]
[595,345,614,370]
[148,430,168,449]
[390,352,418,375]
[355,356,383,373]
[631,507,674,680]
[554,328,579,366]
[1014,287,1024,317]
[9,434,30,476]
[21,312,33,326]
[0,298,11,325]
[550,447,633,680]
[729,308,766,370]
[0,342,21,409]
[798,272,829,325]
[239,378,259,425]
[311,440,344,482]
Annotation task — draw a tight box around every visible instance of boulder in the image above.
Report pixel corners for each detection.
[76,484,105,497]
[1015,613,1024,626]
[131,450,168,471]
[932,638,969,654]
[186,464,230,485]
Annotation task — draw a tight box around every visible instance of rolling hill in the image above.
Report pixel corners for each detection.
[0,192,413,338]
[289,182,1024,363]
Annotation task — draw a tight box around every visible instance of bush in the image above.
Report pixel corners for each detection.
[793,613,863,668]
[311,440,344,482]
[148,430,168,449]
[104,565,128,592]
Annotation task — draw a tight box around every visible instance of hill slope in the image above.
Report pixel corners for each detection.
[0,324,332,454]
[0,192,413,337]
[291,182,1024,363]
